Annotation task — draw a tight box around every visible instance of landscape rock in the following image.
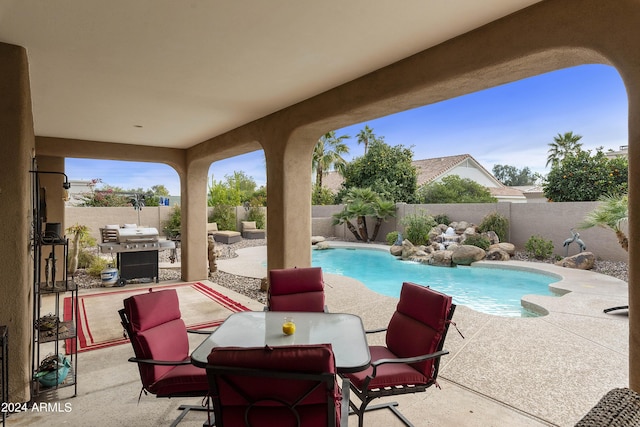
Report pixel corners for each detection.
[402,239,418,258]
[314,241,330,250]
[484,231,500,245]
[455,221,470,234]
[452,244,486,265]
[486,248,510,261]
[555,251,595,270]
[489,242,515,255]
[390,244,403,257]
[429,250,453,267]
[311,236,326,244]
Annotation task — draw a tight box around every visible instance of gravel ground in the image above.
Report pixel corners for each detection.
[73,239,627,306]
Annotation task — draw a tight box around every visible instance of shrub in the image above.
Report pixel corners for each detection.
[386,231,399,245]
[478,212,509,242]
[401,210,436,246]
[246,206,265,229]
[312,186,337,205]
[209,205,236,231]
[433,214,451,226]
[86,256,109,278]
[162,205,181,238]
[525,235,555,259]
[463,234,491,250]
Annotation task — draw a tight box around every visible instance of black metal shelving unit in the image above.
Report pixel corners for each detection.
[30,163,78,398]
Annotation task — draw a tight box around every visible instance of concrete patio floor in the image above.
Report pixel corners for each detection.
[7,243,629,426]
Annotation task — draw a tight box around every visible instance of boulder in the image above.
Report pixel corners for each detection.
[314,241,330,250]
[489,242,515,255]
[311,236,326,245]
[401,239,418,259]
[484,231,500,245]
[429,250,453,267]
[463,226,477,237]
[455,221,470,234]
[390,244,403,257]
[555,252,595,270]
[486,248,510,261]
[451,244,486,265]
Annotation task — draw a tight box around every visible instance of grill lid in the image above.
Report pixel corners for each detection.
[116,227,159,243]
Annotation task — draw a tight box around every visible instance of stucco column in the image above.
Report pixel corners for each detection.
[264,131,316,270]
[0,42,35,401]
[180,163,209,281]
[627,78,640,392]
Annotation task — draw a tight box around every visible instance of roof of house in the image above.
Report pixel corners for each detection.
[322,153,526,200]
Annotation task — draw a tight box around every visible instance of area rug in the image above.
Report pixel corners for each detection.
[63,282,250,353]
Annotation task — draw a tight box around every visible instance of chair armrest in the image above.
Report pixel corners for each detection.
[339,377,350,426]
[368,350,450,380]
[187,329,212,335]
[371,350,450,368]
[127,356,192,366]
[365,327,387,334]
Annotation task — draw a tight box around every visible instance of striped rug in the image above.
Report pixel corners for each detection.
[63,282,250,353]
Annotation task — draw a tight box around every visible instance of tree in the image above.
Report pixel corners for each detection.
[543,148,628,201]
[312,131,350,190]
[492,164,541,186]
[546,131,583,167]
[339,139,417,203]
[578,193,628,251]
[207,175,242,207]
[332,188,395,242]
[356,125,383,155]
[416,175,497,203]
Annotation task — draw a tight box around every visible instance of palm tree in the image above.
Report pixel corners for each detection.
[578,193,628,251]
[356,125,379,155]
[333,187,395,242]
[312,131,350,191]
[546,131,583,167]
[370,200,396,241]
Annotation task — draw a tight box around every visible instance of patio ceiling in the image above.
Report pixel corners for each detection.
[0,0,541,149]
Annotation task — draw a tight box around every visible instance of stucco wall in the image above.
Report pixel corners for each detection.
[314,201,627,262]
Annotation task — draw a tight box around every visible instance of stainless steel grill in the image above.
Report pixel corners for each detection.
[98,226,175,285]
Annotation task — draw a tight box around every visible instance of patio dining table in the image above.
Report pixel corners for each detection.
[191,311,371,373]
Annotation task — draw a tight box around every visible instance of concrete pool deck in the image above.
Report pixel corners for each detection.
[216,242,630,426]
[6,242,628,426]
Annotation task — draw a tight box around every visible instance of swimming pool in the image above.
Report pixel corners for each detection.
[311,247,560,317]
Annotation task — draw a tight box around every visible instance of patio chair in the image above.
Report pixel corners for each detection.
[267,267,327,312]
[205,344,349,427]
[119,289,211,427]
[342,282,457,427]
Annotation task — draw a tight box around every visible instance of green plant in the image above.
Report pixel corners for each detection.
[400,210,436,246]
[386,231,399,245]
[463,234,491,250]
[162,205,181,238]
[86,256,109,278]
[312,185,337,205]
[433,214,451,226]
[246,206,265,229]
[478,212,509,242]
[525,235,555,260]
[210,205,237,231]
[416,175,496,204]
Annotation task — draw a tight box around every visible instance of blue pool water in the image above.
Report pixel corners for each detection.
[311,248,559,317]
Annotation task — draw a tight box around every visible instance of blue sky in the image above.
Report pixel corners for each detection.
[66,64,628,196]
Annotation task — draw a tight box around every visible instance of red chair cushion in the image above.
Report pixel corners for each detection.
[344,346,428,390]
[124,289,203,392]
[268,267,326,312]
[207,344,341,427]
[386,283,452,376]
[125,289,182,332]
[150,363,209,397]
